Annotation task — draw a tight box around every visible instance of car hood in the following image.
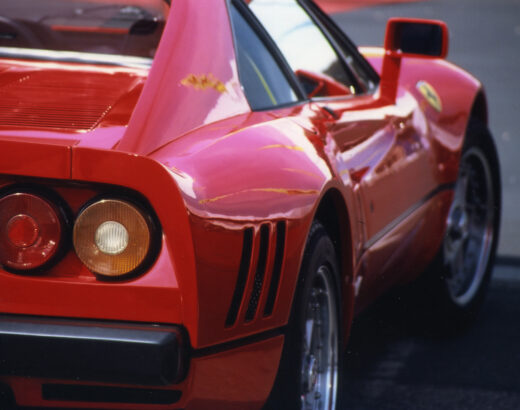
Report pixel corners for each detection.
[0,59,148,150]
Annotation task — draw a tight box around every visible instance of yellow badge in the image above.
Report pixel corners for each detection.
[416,81,442,113]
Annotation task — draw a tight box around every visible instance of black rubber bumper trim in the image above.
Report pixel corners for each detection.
[192,326,286,358]
[0,315,186,386]
[42,384,182,405]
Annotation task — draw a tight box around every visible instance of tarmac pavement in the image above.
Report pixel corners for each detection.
[342,263,520,409]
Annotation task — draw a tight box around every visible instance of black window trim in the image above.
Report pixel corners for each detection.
[300,0,380,90]
[227,0,309,112]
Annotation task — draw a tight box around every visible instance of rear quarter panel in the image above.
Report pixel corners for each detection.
[150,108,356,348]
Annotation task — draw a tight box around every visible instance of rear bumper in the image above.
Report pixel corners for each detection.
[0,314,284,409]
[0,315,186,387]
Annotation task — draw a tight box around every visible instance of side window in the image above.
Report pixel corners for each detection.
[229,4,300,110]
[248,0,356,98]
[306,1,379,91]
[335,42,378,92]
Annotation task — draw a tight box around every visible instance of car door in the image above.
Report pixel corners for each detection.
[246,0,438,301]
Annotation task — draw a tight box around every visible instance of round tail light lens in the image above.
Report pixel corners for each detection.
[73,199,154,278]
[0,193,65,272]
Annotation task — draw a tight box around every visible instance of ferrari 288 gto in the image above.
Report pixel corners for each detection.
[0,0,500,409]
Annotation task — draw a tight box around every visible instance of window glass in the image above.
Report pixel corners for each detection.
[0,0,167,60]
[333,32,378,91]
[230,5,299,110]
[248,0,355,96]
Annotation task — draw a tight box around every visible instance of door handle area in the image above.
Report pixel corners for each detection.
[321,105,340,121]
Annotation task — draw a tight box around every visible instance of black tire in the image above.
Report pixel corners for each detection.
[265,222,342,410]
[421,117,501,328]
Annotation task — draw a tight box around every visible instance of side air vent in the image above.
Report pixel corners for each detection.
[225,228,253,327]
[225,222,287,327]
[245,224,270,322]
[264,221,286,317]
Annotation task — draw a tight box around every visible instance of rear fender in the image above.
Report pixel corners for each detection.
[149,111,358,348]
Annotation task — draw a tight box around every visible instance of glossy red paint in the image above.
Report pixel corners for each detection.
[0,0,489,408]
[361,46,482,178]
[117,0,251,154]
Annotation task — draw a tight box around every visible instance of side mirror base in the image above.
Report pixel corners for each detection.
[379,18,449,104]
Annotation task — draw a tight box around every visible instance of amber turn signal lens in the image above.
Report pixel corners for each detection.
[73,199,151,277]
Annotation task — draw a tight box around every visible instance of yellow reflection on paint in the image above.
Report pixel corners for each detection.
[259,144,304,152]
[282,168,322,180]
[199,188,319,204]
[181,73,227,93]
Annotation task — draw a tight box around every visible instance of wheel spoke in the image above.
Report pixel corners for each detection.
[305,318,315,354]
[467,222,484,242]
[455,170,470,204]
[449,239,465,282]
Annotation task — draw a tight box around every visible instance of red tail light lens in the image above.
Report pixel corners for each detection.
[0,192,65,272]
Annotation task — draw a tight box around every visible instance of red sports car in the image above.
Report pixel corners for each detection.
[0,0,500,409]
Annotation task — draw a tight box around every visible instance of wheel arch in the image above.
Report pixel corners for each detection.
[470,89,488,126]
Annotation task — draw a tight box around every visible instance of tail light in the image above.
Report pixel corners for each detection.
[0,192,68,272]
[73,198,156,278]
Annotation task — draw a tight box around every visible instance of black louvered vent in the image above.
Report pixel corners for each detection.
[245,224,270,322]
[264,221,286,317]
[225,228,254,327]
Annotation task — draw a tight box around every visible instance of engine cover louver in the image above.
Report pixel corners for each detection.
[0,69,138,131]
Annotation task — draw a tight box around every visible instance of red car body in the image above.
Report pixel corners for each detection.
[0,0,497,409]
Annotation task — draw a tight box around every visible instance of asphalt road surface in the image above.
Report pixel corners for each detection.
[332,0,520,257]
[341,263,520,410]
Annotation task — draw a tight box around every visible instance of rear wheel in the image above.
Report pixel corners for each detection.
[265,222,341,410]
[300,264,339,409]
